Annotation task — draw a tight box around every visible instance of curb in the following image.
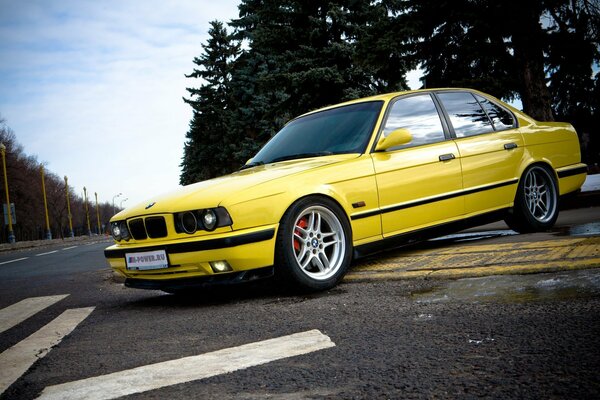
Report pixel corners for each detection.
[561,190,600,210]
[345,260,600,282]
[0,235,112,253]
[346,237,600,282]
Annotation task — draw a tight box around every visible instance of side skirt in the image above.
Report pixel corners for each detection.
[353,209,509,259]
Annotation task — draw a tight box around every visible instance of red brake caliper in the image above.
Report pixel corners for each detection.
[294,218,308,252]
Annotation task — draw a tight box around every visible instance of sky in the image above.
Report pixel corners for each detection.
[0,0,424,209]
[0,0,243,208]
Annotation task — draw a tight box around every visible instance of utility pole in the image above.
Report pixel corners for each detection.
[83,187,92,236]
[0,143,15,243]
[95,192,101,235]
[41,166,52,239]
[64,176,74,237]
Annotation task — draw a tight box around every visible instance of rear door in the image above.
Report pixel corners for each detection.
[435,91,523,216]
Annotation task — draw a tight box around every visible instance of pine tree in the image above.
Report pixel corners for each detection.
[180,21,241,185]
[399,1,521,101]
[231,0,389,116]
[402,0,599,124]
[225,0,408,166]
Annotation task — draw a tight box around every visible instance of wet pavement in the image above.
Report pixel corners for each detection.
[412,269,600,303]
[554,221,600,237]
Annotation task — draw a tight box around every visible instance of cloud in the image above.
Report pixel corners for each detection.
[0,0,241,206]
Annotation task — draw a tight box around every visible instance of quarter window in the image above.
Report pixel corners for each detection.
[437,92,494,137]
[475,94,516,131]
[381,94,446,150]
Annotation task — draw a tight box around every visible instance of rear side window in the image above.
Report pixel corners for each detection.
[437,92,494,137]
[381,94,446,150]
[475,94,516,131]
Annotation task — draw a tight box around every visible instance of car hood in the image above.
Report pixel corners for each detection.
[113,154,359,219]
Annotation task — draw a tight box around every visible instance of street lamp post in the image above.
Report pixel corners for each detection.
[0,143,15,244]
[83,187,92,236]
[120,198,128,209]
[40,166,52,239]
[112,193,122,216]
[64,176,74,238]
[95,192,101,235]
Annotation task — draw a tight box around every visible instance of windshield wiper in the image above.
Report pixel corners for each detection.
[239,161,265,171]
[269,152,333,163]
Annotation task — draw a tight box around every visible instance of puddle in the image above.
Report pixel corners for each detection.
[553,222,600,237]
[412,269,600,304]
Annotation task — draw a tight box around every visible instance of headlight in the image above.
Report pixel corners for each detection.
[120,221,131,241]
[174,207,233,234]
[110,221,131,242]
[111,222,121,240]
[202,209,217,231]
[179,211,198,234]
[110,221,130,241]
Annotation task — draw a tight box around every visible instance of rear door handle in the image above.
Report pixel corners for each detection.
[504,143,518,150]
[439,153,456,162]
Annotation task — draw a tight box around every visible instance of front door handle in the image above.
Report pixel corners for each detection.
[439,153,456,162]
[504,142,518,150]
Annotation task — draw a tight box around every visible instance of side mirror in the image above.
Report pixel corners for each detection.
[375,128,413,151]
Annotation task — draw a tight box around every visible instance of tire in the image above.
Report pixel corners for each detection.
[275,196,352,291]
[505,165,559,233]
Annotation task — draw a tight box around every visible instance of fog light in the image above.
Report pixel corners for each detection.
[210,260,232,273]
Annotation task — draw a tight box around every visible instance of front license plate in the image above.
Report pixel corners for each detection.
[125,250,169,271]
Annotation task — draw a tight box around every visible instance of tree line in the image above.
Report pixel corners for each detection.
[180,0,600,184]
[0,117,116,242]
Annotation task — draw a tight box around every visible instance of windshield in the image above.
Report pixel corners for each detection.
[250,101,383,165]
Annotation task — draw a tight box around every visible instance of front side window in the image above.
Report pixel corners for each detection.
[437,92,494,138]
[251,101,383,165]
[380,94,446,151]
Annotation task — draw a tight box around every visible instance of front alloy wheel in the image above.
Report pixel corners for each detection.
[276,197,352,291]
[505,165,559,233]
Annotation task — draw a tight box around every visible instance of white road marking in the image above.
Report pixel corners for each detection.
[0,295,69,334]
[0,257,28,265]
[35,251,58,257]
[38,329,335,400]
[0,307,95,395]
[61,246,78,251]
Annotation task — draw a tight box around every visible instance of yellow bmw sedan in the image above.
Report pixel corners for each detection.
[105,88,587,292]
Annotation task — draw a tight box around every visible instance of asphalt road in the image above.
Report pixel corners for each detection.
[1,207,599,399]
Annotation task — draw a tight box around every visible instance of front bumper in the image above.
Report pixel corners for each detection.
[104,225,277,284]
[125,266,275,292]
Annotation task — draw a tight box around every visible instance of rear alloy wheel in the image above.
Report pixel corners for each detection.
[276,197,352,291]
[505,165,559,233]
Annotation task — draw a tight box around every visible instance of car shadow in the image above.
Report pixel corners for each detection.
[119,278,349,309]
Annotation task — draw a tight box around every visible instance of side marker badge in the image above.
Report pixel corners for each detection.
[352,201,366,209]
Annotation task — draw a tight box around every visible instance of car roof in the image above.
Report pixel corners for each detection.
[298,88,480,118]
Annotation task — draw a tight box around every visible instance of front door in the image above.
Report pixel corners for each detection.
[371,93,464,237]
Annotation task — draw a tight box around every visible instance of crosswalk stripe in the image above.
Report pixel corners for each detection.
[0,295,69,334]
[38,329,335,400]
[0,307,95,395]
